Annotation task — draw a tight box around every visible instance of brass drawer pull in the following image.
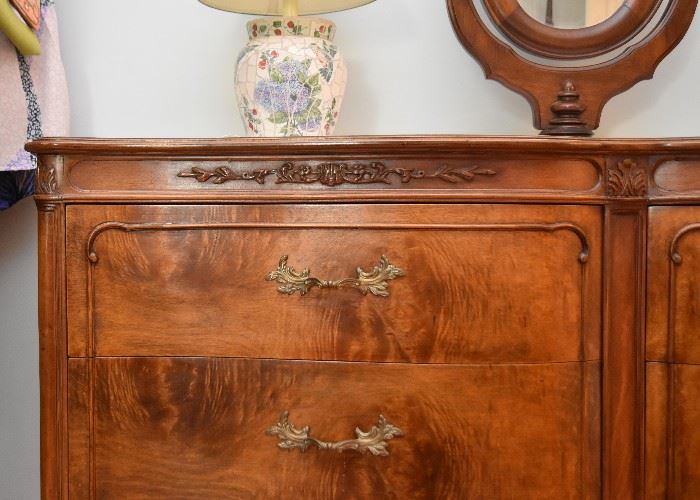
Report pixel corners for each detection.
[266,255,405,296]
[267,411,404,456]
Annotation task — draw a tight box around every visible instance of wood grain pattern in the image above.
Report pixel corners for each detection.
[666,364,700,498]
[603,204,646,499]
[645,362,669,499]
[646,207,700,498]
[65,204,601,363]
[646,362,700,498]
[62,156,602,200]
[67,359,90,499]
[653,160,700,195]
[36,202,68,499]
[647,207,700,363]
[67,357,601,499]
[28,137,700,498]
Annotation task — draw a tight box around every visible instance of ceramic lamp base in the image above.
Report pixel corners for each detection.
[235,17,347,137]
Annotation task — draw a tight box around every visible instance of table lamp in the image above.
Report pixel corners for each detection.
[199,0,375,137]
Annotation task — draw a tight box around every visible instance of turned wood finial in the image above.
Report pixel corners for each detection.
[542,81,593,137]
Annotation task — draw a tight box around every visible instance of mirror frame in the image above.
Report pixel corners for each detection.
[447,0,698,135]
[486,0,660,59]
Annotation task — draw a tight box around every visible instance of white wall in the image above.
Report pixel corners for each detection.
[1,1,700,497]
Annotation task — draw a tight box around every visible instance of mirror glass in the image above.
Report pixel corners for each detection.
[517,0,625,29]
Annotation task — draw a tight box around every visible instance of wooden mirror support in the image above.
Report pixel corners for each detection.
[447,0,697,136]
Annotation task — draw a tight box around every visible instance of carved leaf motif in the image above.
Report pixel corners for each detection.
[607,159,648,197]
[187,167,217,183]
[212,167,234,184]
[36,162,57,194]
[430,165,496,183]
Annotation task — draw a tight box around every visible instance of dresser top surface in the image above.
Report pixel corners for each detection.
[25,135,700,156]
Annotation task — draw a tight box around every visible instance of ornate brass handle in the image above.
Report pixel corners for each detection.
[267,412,404,456]
[265,255,405,296]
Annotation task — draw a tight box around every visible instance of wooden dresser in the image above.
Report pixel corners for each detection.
[28,136,700,499]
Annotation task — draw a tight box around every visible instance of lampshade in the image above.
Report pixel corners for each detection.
[199,0,374,16]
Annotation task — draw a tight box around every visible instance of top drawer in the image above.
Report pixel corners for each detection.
[66,204,601,363]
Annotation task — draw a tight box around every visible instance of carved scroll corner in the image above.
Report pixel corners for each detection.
[671,251,683,265]
[669,223,700,266]
[606,159,648,198]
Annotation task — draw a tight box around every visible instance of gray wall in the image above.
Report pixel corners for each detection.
[2,1,700,497]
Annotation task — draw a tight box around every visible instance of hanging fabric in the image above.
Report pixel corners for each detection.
[0,0,68,210]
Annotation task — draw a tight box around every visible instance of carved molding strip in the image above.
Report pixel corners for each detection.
[266,255,405,297]
[86,221,590,264]
[35,202,58,213]
[177,161,497,187]
[267,411,404,456]
[607,159,648,197]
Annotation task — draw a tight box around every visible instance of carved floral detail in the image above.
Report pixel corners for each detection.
[178,162,496,187]
[267,411,404,456]
[607,159,647,197]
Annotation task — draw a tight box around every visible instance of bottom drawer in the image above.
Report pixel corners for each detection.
[646,362,700,499]
[68,358,600,499]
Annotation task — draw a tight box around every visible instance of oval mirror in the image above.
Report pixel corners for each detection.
[447,0,698,135]
[483,0,662,59]
[517,0,625,29]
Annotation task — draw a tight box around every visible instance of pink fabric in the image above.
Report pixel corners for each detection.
[0,2,69,172]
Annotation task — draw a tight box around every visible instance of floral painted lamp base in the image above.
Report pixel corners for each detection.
[235,17,347,137]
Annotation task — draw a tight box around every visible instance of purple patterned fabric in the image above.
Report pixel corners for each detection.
[0,170,35,210]
[0,0,68,209]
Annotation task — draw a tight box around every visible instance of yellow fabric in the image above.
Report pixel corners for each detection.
[0,0,40,56]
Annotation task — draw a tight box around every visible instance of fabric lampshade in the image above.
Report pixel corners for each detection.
[199,0,374,15]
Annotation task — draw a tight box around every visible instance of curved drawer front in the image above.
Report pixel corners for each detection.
[647,207,700,363]
[66,204,601,363]
[67,357,601,499]
[646,207,700,497]
[646,363,700,498]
